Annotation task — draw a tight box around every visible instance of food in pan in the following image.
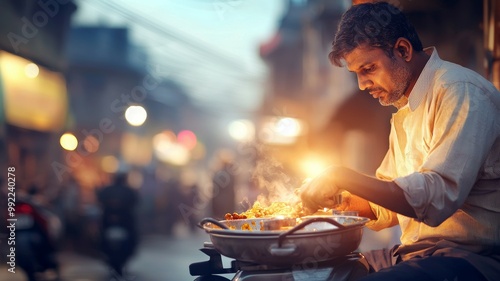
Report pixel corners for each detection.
[225,201,306,220]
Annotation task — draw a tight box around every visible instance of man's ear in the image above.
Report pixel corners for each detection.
[394,38,413,62]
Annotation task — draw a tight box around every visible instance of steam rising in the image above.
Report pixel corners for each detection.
[248,145,301,207]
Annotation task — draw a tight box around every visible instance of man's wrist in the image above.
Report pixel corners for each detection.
[345,193,377,220]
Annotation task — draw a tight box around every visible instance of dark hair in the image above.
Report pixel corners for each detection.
[329,1,423,66]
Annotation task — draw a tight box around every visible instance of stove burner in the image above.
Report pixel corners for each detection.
[189,243,236,279]
[189,242,369,281]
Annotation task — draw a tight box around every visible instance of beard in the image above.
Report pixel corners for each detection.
[378,58,412,107]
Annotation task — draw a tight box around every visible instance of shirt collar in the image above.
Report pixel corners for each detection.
[407,47,443,111]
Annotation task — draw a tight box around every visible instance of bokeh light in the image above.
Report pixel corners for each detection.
[125,105,147,126]
[24,63,39,78]
[101,155,119,173]
[301,155,328,178]
[228,119,255,142]
[60,133,78,151]
[83,135,100,153]
[177,130,197,150]
[275,117,302,137]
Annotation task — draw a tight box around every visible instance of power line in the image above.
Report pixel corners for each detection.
[82,0,264,81]
[84,0,246,71]
[77,0,267,114]
[149,51,262,78]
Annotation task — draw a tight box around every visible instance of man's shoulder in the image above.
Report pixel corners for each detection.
[433,61,495,91]
[435,61,477,82]
[429,60,500,111]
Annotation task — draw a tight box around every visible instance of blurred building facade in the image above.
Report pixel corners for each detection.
[0,0,77,195]
[0,1,200,238]
[64,26,151,198]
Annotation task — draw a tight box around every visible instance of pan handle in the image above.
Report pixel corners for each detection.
[269,243,297,256]
[198,217,229,230]
[277,217,346,247]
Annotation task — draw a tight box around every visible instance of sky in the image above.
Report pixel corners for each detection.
[71,0,287,114]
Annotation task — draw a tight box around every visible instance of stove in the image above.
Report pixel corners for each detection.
[189,242,369,281]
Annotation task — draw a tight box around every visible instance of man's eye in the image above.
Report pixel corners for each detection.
[363,66,375,73]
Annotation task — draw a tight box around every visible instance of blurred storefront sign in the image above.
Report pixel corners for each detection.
[0,51,68,132]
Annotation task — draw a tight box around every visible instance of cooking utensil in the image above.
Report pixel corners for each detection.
[199,215,369,266]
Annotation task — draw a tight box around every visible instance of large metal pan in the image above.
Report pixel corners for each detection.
[199,216,369,266]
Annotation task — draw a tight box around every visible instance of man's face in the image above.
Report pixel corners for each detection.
[344,45,412,107]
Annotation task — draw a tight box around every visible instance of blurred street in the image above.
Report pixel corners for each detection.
[0,228,220,281]
[1,1,495,280]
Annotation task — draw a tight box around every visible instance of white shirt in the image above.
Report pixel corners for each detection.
[369,47,500,280]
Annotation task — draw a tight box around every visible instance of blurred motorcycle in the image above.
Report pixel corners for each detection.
[16,198,62,281]
[100,217,137,278]
[97,172,139,278]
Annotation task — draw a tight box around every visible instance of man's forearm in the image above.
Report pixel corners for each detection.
[333,166,417,218]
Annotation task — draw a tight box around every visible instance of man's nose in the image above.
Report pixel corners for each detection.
[357,76,372,91]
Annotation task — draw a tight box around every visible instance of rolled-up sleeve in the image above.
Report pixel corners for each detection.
[366,202,399,231]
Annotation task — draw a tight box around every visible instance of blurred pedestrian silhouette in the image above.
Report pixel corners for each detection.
[179,169,200,233]
[55,174,82,250]
[96,172,139,277]
[211,149,236,219]
[161,175,183,235]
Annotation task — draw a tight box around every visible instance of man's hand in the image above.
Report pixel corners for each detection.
[298,166,342,214]
[335,191,377,220]
[297,165,416,219]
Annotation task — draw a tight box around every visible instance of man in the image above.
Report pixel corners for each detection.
[299,2,500,281]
